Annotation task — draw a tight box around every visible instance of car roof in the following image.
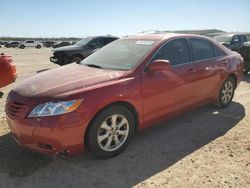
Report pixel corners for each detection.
[216,33,247,37]
[124,33,211,41]
[87,36,119,39]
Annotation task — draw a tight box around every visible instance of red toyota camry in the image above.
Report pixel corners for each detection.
[6,34,244,158]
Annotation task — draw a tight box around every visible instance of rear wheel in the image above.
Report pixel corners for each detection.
[86,106,135,158]
[213,77,235,108]
[20,45,25,49]
[36,45,41,49]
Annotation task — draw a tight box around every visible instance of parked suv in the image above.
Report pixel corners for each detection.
[213,33,247,52]
[19,40,43,49]
[240,42,250,73]
[50,36,118,65]
[213,33,250,73]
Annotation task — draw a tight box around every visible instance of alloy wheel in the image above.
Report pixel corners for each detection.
[221,81,234,104]
[97,114,129,152]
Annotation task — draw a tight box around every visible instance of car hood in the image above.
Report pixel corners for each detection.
[53,45,83,52]
[13,64,125,98]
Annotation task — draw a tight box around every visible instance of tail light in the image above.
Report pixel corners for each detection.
[240,56,244,69]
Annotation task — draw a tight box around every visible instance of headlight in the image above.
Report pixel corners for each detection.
[28,99,83,117]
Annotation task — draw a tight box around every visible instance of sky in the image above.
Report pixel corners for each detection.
[0,0,250,38]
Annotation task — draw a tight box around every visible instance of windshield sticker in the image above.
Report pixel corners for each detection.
[135,41,154,45]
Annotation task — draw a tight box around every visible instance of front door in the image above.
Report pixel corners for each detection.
[141,38,197,126]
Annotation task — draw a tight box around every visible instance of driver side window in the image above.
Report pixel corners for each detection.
[89,38,104,47]
[152,38,190,66]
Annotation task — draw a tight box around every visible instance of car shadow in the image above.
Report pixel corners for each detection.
[0,102,245,187]
[0,134,52,178]
[36,69,50,73]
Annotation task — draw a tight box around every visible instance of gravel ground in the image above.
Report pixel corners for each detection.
[0,48,249,188]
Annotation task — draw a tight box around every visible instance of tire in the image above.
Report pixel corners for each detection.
[213,77,235,108]
[86,106,135,158]
[70,55,83,63]
[36,45,41,49]
[20,45,25,49]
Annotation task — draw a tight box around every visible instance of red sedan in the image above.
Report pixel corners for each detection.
[0,53,16,88]
[6,34,244,158]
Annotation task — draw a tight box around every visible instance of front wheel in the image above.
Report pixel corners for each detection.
[213,77,235,108]
[36,45,41,49]
[20,45,25,49]
[86,106,135,158]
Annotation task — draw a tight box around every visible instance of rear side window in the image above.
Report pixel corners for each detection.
[213,45,225,57]
[152,38,190,66]
[90,38,104,46]
[190,38,214,61]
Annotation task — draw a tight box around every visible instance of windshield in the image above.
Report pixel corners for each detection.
[80,39,158,70]
[74,37,93,46]
[213,35,232,43]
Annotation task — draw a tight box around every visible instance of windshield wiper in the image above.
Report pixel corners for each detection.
[84,64,103,69]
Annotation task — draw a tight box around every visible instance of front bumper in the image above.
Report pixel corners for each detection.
[50,54,69,65]
[7,116,85,156]
[5,92,88,156]
[50,57,58,63]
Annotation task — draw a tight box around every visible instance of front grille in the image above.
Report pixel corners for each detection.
[6,101,27,119]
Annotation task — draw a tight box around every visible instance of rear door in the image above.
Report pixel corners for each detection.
[141,38,197,125]
[189,38,225,102]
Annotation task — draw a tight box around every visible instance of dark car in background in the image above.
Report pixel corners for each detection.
[52,41,71,49]
[43,41,56,48]
[214,33,250,73]
[50,36,118,65]
[0,41,8,47]
[240,42,250,73]
[5,41,20,48]
[213,33,247,52]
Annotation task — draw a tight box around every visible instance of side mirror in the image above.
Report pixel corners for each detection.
[147,60,171,72]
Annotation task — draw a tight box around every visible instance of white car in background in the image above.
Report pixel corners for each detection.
[19,40,43,49]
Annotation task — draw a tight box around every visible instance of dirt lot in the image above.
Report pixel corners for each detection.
[0,48,249,188]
